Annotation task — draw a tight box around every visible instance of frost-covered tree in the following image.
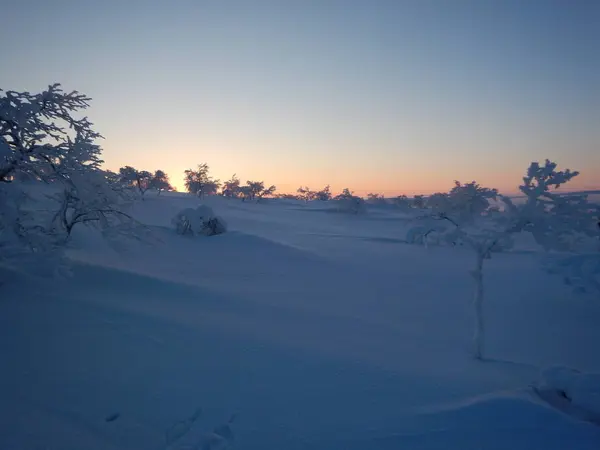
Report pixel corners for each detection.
[409,162,598,359]
[50,171,138,239]
[0,83,136,265]
[149,169,173,195]
[119,166,153,197]
[184,163,220,197]
[502,161,599,296]
[221,173,241,198]
[0,84,102,183]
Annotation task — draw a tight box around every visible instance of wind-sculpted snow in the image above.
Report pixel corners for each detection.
[1,191,599,449]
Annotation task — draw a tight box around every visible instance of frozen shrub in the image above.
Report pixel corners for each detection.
[172,205,227,236]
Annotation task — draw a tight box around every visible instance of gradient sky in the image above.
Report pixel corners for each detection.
[1,0,598,195]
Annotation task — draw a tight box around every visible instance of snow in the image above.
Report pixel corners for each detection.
[1,192,599,449]
[536,366,600,422]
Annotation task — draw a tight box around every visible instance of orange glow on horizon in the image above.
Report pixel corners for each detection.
[104,161,600,199]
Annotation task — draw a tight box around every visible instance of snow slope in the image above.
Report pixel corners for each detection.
[1,193,599,449]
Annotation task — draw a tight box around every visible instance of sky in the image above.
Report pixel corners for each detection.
[1,0,599,195]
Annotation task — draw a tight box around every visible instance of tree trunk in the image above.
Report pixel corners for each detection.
[471,249,485,359]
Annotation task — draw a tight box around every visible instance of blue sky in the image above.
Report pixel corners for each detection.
[1,0,598,194]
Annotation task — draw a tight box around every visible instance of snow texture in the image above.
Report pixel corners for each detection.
[1,192,600,449]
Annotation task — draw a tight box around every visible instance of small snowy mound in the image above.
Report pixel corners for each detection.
[172,205,227,236]
[535,366,600,425]
[341,390,600,450]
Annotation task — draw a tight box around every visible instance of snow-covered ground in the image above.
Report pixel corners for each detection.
[1,192,599,449]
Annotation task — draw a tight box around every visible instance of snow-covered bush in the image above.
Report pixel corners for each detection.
[333,188,366,214]
[172,205,227,236]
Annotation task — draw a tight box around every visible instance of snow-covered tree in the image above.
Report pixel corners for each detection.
[502,161,599,296]
[149,169,173,195]
[119,166,153,197]
[184,163,220,197]
[50,170,139,239]
[409,162,598,359]
[0,83,102,183]
[0,83,137,266]
[221,173,241,198]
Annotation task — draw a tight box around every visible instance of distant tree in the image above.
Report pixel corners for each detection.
[297,186,316,203]
[119,166,153,198]
[366,193,387,205]
[278,193,300,200]
[412,195,426,209]
[425,192,450,211]
[333,188,366,214]
[335,188,354,200]
[314,185,332,201]
[221,174,241,198]
[242,181,276,202]
[258,184,277,200]
[204,179,221,196]
[393,195,411,209]
[149,170,173,195]
[184,163,220,197]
